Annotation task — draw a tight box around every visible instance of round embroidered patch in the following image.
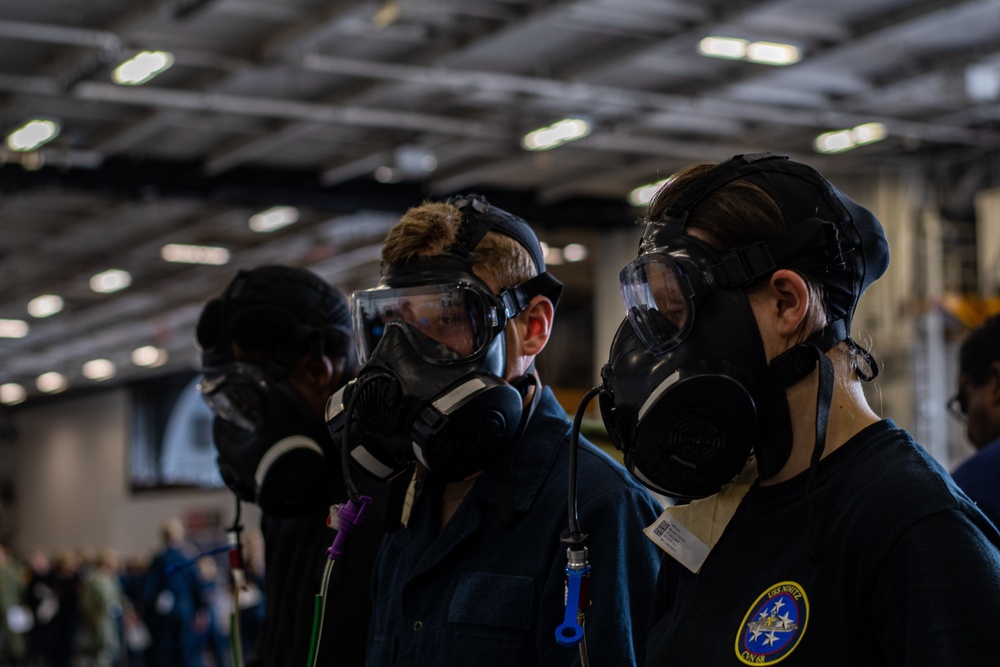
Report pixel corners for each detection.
[735,581,809,665]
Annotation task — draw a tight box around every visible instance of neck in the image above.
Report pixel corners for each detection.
[439,474,481,531]
[761,354,879,486]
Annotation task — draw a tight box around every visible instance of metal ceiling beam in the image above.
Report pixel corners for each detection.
[72,81,500,138]
[206,0,589,175]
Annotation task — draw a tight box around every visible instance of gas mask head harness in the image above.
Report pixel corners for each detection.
[325,194,563,491]
[196,265,354,516]
[597,153,889,500]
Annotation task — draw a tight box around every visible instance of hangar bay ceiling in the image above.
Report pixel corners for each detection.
[0,0,999,401]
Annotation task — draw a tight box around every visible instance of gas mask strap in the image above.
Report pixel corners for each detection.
[499,273,564,318]
[769,318,841,560]
[446,194,495,262]
[848,337,880,382]
[805,346,835,562]
[655,153,789,230]
[496,374,541,525]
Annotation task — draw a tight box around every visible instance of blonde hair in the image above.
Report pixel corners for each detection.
[381,201,537,292]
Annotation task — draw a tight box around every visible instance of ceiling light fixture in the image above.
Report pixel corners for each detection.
[563,243,588,262]
[0,319,29,338]
[132,345,168,368]
[745,41,800,66]
[161,243,231,265]
[6,119,60,152]
[699,36,800,66]
[522,118,592,151]
[90,269,132,294]
[36,371,67,394]
[112,51,175,86]
[0,383,26,406]
[698,36,748,60]
[82,359,116,381]
[814,122,887,153]
[27,294,64,318]
[249,206,299,233]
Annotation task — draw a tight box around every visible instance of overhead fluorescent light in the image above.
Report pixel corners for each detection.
[0,319,29,338]
[965,63,1000,102]
[629,178,670,207]
[36,371,67,394]
[112,51,175,86]
[698,36,748,60]
[161,243,231,265]
[6,119,60,152]
[522,118,592,151]
[699,36,800,66]
[0,383,26,406]
[82,359,116,381]
[746,41,800,66]
[90,269,132,294]
[132,345,168,368]
[249,206,299,233]
[814,122,887,153]
[27,294,64,318]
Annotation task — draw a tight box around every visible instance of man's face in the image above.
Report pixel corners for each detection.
[960,372,997,449]
[395,292,477,359]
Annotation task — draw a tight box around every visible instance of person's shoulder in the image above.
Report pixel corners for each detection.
[574,439,661,509]
[842,420,972,519]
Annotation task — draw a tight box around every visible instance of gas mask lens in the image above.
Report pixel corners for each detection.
[352,282,503,365]
[197,362,270,432]
[619,253,697,355]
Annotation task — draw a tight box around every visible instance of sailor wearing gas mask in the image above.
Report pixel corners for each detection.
[599,153,1000,665]
[196,266,407,667]
[326,196,662,666]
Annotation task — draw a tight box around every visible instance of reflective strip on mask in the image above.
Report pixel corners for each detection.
[638,370,682,422]
[351,446,397,480]
[433,376,489,414]
[255,435,324,488]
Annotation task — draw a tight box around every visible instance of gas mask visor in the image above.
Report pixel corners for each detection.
[351,281,506,366]
[619,250,702,356]
[197,362,271,432]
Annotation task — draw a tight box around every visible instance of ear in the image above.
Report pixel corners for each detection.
[766,269,811,339]
[515,295,554,357]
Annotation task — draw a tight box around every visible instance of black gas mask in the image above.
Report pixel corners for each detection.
[196,265,354,516]
[199,360,336,516]
[326,195,562,483]
[600,234,794,499]
[199,357,339,516]
[599,153,888,500]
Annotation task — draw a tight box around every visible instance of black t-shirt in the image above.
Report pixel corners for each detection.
[645,420,1000,666]
[252,470,410,667]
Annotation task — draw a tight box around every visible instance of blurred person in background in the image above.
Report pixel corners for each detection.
[49,549,82,667]
[140,518,208,667]
[23,548,57,667]
[949,312,1000,527]
[78,547,124,667]
[120,554,151,667]
[0,543,27,665]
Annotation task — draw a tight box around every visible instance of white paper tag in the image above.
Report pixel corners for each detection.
[644,512,712,573]
[642,457,759,573]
